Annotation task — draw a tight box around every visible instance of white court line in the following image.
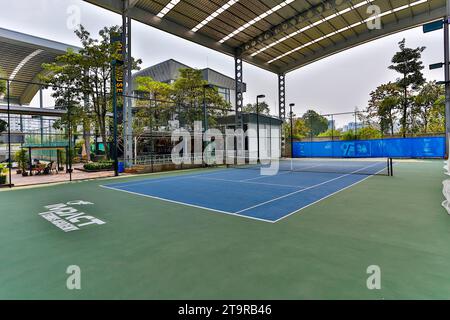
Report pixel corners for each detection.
[100,185,274,224]
[190,176,303,188]
[240,171,291,182]
[240,164,324,182]
[105,169,229,188]
[235,162,383,214]
[273,165,389,223]
[101,161,388,224]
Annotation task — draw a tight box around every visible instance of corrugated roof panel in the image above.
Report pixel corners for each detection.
[0,29,76,104]
[83,0,447,73]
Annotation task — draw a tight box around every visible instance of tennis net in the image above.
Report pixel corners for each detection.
[227,157,394,176]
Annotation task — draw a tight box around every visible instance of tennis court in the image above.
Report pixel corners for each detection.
[2,159,450,299]
[102,158,392,222]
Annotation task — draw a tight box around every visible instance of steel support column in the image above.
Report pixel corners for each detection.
[445,1,450,157]
[122,0,133,167]
[278,74,286,157]
[234,54,244,130]
[278,74,286,120]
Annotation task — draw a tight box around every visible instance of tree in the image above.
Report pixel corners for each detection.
[357,126,382,140]
[388,39,426,137]
[42,25,142,160]
[171,68,206,128]
[301,110,328,136]
[171,68,230,129]
[132,76,172,158]
[284,118,309,140]
[243,101,270,115]
[412,81,444,134]
[428,95,445,134]
[0,119,7,133]
[318,129,341,138]
[367,82,401,135]
[0,67,6,97]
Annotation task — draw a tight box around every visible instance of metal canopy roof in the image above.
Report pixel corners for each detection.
[0,28,80,105]
[84,0,447,75]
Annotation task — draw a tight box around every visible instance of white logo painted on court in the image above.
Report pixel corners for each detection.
[66,200,94,206]
[66,265,81,290]
[38,201,105,233]
[366,265,381,290]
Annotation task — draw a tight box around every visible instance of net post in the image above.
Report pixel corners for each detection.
[387,158,390,176]
[390,158,394,176]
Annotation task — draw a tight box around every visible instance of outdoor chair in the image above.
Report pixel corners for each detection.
[50,161,58,174]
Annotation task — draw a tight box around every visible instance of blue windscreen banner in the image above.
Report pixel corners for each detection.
[293,136,446,159]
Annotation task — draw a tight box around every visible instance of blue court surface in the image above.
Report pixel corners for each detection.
[102,159,389,223]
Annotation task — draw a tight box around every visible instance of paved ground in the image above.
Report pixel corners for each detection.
[0,160,449,299]
[5,164,115,186]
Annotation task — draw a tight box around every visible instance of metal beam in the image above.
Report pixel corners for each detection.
[280,6,447,74]
[83,0,281,74]
[128,0,139,8]
[0,104,66,117]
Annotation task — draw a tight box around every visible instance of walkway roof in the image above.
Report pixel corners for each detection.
[0,27,80,105]
[84,0,448,74]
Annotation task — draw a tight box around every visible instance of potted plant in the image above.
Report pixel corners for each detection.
[0,163,8,186]
[57,149,65,171]
[15,149,27,175]
[15,149,29,176]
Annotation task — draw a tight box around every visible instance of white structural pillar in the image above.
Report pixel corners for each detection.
[445,0,450,157]
[122,0,133,166]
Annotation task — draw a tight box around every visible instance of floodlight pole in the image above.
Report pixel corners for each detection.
[202,84,214,166]
[112,60,119,177]
[289,103,295,159]
[67,96,72,182]
[7,80,12,188]
[257,99,260,163]
[122,1,133,167]
[256,94,265,163]
[278,74,286,157]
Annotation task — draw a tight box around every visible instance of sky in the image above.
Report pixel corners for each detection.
[0,0,445,127]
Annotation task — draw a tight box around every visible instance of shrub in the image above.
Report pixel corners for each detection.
[0,164,8,185]
[83,161,114,171]
[14,149,28,171]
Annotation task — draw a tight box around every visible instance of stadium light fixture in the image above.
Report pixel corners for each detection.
[219,0,295,43]
[192,0,239,33]
[157,0,181,19]
[267,0,429,64]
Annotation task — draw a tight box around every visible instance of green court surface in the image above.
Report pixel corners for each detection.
[0,160,449,299]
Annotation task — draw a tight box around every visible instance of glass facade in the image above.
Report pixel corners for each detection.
[217,87,230,104]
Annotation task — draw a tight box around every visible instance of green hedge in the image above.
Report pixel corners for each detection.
[83,161,114,171]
